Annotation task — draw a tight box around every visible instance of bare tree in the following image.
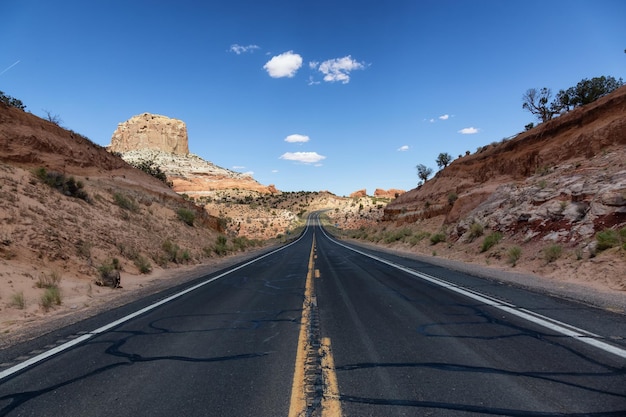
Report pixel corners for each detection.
[522,88,556,122]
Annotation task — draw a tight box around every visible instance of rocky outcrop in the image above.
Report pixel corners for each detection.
[374,188,405,199]
[350,189,367,198]
[110,113,189,155]
[383,86,626,247]
[118,149,276,196]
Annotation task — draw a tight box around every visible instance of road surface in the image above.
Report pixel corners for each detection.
[1,215,625,416]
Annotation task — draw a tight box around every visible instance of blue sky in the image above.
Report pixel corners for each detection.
[2,1,624,196]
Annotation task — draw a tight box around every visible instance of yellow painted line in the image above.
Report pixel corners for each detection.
[315,269,321,279]
[321,337,343,417]
[288,234,316,417]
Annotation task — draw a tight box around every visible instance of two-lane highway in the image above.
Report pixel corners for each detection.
[0,216,624,416]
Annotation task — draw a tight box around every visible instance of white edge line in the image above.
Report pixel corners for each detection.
[320,226,626,360]
[0,228,310,381]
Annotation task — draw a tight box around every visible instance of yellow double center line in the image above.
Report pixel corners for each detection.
[288,234,342,417]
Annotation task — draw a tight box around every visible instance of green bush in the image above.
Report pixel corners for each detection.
[128,159,171,186]
[214,235,229,256]
[34,168,89,201]
[507,246,522,266]
[595,227,626,251]
[113,192,139,212]
[543,244,563,263]
[430,232,446,245]
[383,228,412,243]
[468,222,484,242]
[36,271,62,289]
[97,258,122,287]
[40,286,62,311]
[447,192,458,206]
[176,208,195,226]
[0,90,26,110]
[134,255,152,274]
[11,291,25,309]
[481,232,503,252]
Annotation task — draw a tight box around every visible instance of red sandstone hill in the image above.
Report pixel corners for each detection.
[384,86,626,245]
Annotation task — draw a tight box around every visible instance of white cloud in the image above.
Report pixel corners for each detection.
[429,118,435,123]
[458,127,479,134]
[310,55,366,84]
[229,44,260,55]
[271,169,279,173]
[280,152,326,164]
[285,134,310,143]
[439,114,449,120]
[232,165,246,170]
[397,145,409,151]
[263,51,303,78]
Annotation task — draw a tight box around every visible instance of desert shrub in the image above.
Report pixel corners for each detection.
[384,228,412,243]
[40,286,62,311]
[430,232,446,245]
[129,159,171,186]
[134,255,152,274]
[543,244,563,263]
[214,235,229,256]
[76,240,92,259]
[97,258,122,288]
[113,192,139,212]
[0,90,26,109]
[447,192,458,206]
[507,246,522,266]
[480,232,503,252]
[36,271,62,289]
[232,236,259,251]
[176,208,195,226]
[11,291,25,309]
[407,231,430,246]
[595,227,626,251]
[162,240,180,262]
[468,222,484,242]
[34,168,89,201]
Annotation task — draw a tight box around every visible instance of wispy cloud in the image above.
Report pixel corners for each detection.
[263,51,303,78]
[229,44,260,55]
[0,60,20,76]
[397,145,409,151]
[285,134,310,143]
[458,127,479,134]
[310,55,366,84]
[280,152,326,164]
[439,114,449,120]
[232,165,246,170]
[271,169,279,173]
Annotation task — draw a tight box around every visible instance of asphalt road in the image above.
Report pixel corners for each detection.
[0,216,625,416]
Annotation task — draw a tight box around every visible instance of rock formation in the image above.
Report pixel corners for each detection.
[350,189,367,198]
[374,188,405,199]
[110,113,189,155]
[383,85,626,247]
[110,113,276,196]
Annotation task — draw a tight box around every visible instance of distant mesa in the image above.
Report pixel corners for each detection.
[109,112,275,195]
[374,188,405,199]
[110,113,189,155]
[350,189,367,198]
[350,189,405,199]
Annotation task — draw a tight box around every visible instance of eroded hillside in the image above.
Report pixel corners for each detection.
[0,104,264,337]
[330,86,626,292]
